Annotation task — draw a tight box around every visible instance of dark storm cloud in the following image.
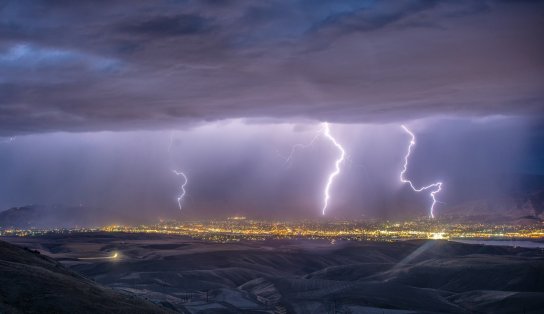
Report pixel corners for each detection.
[309,0,439,34]
[0,0,543,135]
[119,14,215,37]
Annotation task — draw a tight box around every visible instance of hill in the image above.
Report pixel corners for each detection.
[4,233,544,313]
[0,239,173,313]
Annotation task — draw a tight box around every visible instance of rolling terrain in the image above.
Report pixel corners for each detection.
[2,233,543,313]
[0,239,173,313]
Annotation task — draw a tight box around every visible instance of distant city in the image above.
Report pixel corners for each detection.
[2,217,542,243]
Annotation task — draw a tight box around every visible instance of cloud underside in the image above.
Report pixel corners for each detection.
[0,0,543,134]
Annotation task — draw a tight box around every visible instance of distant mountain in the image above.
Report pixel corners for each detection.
[527,188,544,217]
[0,205,104,229]
[0,239,173,313]
[439,174,544,223]
[440,195,543,223]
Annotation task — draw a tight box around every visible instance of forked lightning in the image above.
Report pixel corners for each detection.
[172,170,188,212]
[400,125,443,218]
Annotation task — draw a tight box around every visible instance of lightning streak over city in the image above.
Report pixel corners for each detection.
[400,125,443,218]
[278,126,324,165]
[322,122,346,216]
[172,170,188,212]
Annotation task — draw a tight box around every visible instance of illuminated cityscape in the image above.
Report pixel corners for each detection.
[2,218,542,243]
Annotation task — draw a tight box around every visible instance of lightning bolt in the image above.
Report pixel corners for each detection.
[172,170,188,212]
[322,122,346,216]
[400,125,443,218]
[276,125,324,165]
[276,123,346,215]
[167,132,175,152]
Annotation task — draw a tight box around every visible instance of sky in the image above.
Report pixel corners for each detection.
[0,0,543,221]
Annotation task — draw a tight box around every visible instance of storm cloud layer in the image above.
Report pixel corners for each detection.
[1,1,543,221]
[1,0,543,135]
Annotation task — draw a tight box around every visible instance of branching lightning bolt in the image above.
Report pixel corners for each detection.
[172,170,188,212]
[322,122,346,216]
[276,123,346,215]
[400,125,442,218]
[276,125,325,166]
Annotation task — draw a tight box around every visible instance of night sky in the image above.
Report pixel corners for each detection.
[0,1,543,221]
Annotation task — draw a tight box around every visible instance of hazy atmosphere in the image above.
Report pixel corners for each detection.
[0,117,542,221]
[1,0,543,222]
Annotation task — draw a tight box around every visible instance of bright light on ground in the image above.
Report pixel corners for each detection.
[430,232,447,240]
[78,251,120,260]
